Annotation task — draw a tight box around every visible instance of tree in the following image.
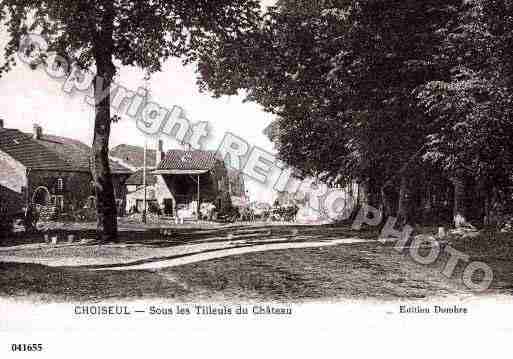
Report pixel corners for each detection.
[417,0,513,227]
[198,0,463,225]
[0,0,261,241]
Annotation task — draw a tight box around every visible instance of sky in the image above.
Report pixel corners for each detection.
[0,0,279,204]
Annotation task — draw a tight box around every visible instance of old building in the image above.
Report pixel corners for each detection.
[0,184,24,218]
[112,141,246,217]
[153,149,232,216]
[124,170,159,213]
[110,143,159,170]
[0,121,132,217]
[227,168,248,206]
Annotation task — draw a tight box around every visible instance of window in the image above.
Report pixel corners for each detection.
[51,195,64,211]
[56,178,64,192]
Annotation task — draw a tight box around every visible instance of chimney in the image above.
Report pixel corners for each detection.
[0,119,4,129]
[155,139,164,167]
[33,124,43,140]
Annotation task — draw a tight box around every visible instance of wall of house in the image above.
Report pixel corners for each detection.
[144,159,234,216]
[0,184,25,215]
[210,160,231,212]
[229,173,246,197]
[27,170,129,215]
[154,175,174,214]
[211,160,227,193]
[158,168,231,214]
[126,185,159,214]
[162,174,213,204]
[112,174,130,215]
[28,170,92,212]
[0,149,27,195]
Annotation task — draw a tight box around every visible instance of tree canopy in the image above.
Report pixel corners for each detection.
[198,0,513,227]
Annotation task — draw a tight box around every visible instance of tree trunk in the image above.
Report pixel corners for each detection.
[361,177,381,208]
[421,182,432,224]
[91,60,117,242]
[484,190,492,227]
[381,182,397,220]
[484,186,505,229]
[397,175,413,226]
[451,174,471,228]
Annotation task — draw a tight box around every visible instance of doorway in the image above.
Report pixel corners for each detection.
[32,186,50,206]
[163,198,174,216]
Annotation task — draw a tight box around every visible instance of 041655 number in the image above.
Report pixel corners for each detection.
[11,344,43,352]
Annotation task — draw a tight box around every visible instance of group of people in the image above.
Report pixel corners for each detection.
[127,200,300,224]
[216,204,300,223]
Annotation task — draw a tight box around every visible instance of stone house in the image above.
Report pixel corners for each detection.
[153,149,232,216]
[0,121,132,217]
[232,173,246,198]
[111,142,162,214]
[0,184,24,217]
[110,143,158,170]
[124,170,159,213]
[112,141,245,217]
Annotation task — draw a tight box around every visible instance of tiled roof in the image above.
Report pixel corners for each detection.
[0,128,131,174]
[157,150,221,171]
[32,133,131,174]
[126,169,158,186]
[110,144,157,169]
[32,133,92,171]
[0,129,72,171]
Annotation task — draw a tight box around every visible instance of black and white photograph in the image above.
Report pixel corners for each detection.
[0,0,512,357]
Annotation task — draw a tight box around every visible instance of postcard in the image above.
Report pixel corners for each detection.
[1,1,512,357]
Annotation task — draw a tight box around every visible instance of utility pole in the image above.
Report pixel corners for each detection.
[197,174,200,221]
[141,71,151,224]
[142,138,147,224]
